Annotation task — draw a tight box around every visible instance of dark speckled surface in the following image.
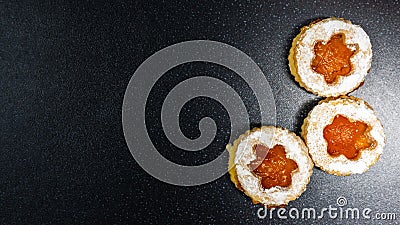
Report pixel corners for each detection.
[1,0,399,224]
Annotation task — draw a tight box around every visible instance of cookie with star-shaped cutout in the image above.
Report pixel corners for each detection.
[301,96,385,176]
[289,18,372,97]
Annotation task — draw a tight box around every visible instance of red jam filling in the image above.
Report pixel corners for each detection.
[312,33,357,84]
[323,114,374,159]
[249,144,298,189]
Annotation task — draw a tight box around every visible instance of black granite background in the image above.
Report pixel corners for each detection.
[1,0,399,224]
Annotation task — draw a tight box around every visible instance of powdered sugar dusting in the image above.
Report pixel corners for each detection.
[302,97,385,175]
[233,126,313,206]
[292,18,372,97]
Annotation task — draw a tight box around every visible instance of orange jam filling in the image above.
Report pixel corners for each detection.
[323,115,374,159]
[249,144,298,189]
[311,33,357,84]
